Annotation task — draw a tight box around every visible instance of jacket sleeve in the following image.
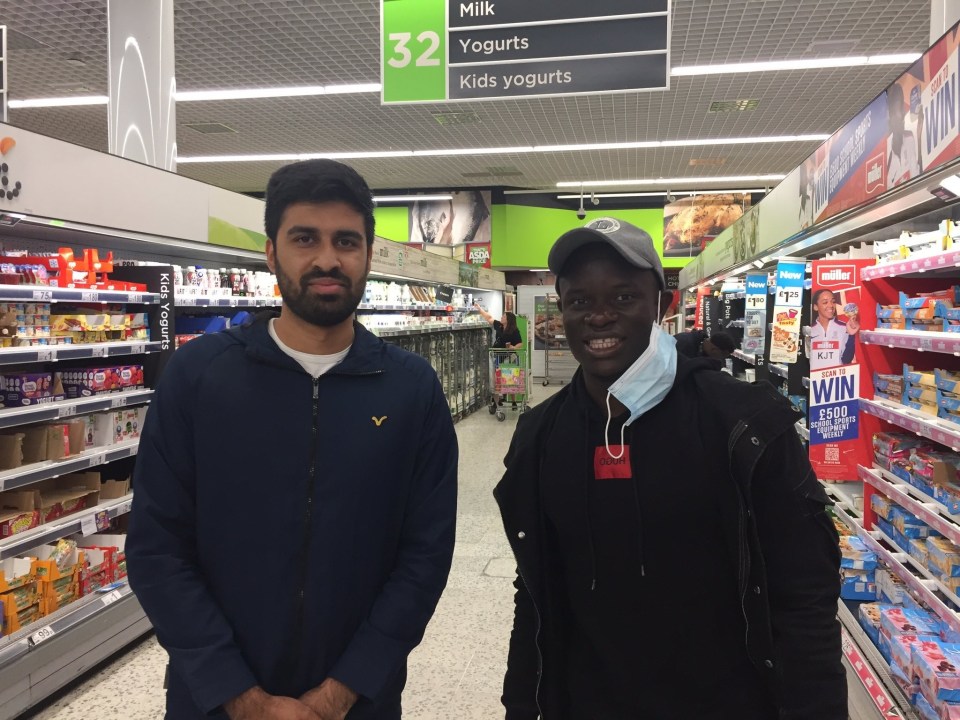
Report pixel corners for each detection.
[502,573,541,720]
[328,370,458,702]
[840,331,856,365]
[126,347,258,715]
[751,428,846,720]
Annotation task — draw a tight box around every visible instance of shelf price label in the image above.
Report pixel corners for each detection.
[80,514,97,536]
[28,625,56,646]
[32,290,52,301]
[37,349,55,362]
[101,589,123,606]
[110,395,127,408]
[131,344,145,355]
[92,346,108,358]
[90,452,107,468]
[58,404,77,418]
[80,291,99,302]
[127,293,143,304]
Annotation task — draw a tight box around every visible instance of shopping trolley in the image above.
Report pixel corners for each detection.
[488,348,530,421]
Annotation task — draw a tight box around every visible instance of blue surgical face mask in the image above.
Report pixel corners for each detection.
[603,323,677,459]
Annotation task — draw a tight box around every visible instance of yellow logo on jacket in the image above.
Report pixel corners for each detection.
[372,416,388,427]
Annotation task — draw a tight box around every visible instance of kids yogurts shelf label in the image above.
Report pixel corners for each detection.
[808,259,873,482]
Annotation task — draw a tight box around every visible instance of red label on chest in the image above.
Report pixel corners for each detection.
[594,446,632,479]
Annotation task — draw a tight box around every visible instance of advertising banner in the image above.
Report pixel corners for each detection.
[409,190,491,245]
[769,260,805,364]
[662,193,749,258]
[465,241,492,268]
[743,273,768,355]
[808,259,874,482]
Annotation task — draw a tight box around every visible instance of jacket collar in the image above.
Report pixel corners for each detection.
[238,312,386,376]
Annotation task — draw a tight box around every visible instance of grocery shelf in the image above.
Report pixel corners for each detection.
[732,349,757,365]
[0,388,153,430]
[861,397,960,451]
[370,323,488,338]
[795,421,809,441]
[0,583,150,719]
[874,524,960,617]
[861,329,960,356]
[0,493,133,560]
[860,465,960,546]
[769,363,789,379]
[358,303,452,312]
[862,248,960,282]
[175,295,281,308]
[0,439,139,492]
[0,286,160,305]
[837,602,917,720]
[0,341,162,366]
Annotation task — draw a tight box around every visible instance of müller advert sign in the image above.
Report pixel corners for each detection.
[807,259,873,482]
[381,0,670,103]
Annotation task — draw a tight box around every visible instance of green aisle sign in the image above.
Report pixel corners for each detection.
[380,0,671,105]
[381,1,446,103]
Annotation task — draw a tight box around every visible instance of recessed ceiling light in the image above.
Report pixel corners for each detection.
[9,95,108,109]
[182,122,237,135]
[708,99,759,112]
[688,157,727,167]
[64,55,87,68]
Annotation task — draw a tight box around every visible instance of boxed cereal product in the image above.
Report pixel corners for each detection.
[891,505,937,539]
[840,535,878,571]
[891,634,939,681]
[929,537,960,578]
[913,640,960,704]
[871,494,893,521]
[877,568,912,606]
[889,659,920,705]
[913,538,933,568]
[881,606,940,639]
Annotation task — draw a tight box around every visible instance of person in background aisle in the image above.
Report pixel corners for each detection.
[474,306,523,350]
[494,217,844,720]
[674,328,736,363]
[127,159,458,720]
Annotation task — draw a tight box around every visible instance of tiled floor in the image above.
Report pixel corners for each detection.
[25,386,559,720]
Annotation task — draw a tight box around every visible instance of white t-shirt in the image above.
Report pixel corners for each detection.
[809,319,853,371]
[268,319,351,378]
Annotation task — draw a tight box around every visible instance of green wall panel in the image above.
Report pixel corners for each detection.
[374,206,409,243]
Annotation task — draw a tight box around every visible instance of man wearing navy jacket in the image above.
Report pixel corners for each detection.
[127,160,458,720]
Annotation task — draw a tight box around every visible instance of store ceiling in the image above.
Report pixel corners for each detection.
[1,0,932,194]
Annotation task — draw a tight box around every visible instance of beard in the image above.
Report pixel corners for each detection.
[275,256,366,328]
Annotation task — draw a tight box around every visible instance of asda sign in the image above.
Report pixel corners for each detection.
[380,0,670,104]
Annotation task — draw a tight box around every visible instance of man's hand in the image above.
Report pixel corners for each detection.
[225,686,322,720]
[300,678,359,720]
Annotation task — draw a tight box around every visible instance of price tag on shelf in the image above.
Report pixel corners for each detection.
[92,346,108,358]
[58,404,77,418]
[28,625,56,646]
[80,514,97,536]
[101,589,123,606]
[745,294,765,310]
[178,297,196,306]
[131,344,145,355]
[31,289,53,301]
[110,396,127,408]
[127,293,143,304]
[89,452,107,469]
[80,291,99,303]
[37,349,55,362]
[117,499,133,515]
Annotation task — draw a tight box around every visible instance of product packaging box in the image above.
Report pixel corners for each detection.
[61,365,144,398]
[0,372,64,408]
[913,640,960,704]
[839,536,879,571]
[39,572,79,614]
[891,505,936,539]
[841,569,877,601]
[0,557,33,594]
[75,533,127,579]
[32,473,100,524]
[858,603,889,647]
[28,540,85,582]
[0,490,38,537]
[100,477,130,501]
[20,424,69,465]
[871,494,893,521]
[877,568,913,606]
[912,537,933,568]
[889,660,920,705]
[0,432,25,471]
[84,412,116,448]
[891,634,939,680]
[929,538,960,578]
[881,606,940,639]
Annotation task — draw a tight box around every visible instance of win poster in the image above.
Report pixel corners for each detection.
[808,259,874,482]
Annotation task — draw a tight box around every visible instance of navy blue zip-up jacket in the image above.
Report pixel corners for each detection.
[127,317,458,719]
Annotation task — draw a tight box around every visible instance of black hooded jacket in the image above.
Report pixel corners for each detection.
[493,357,845,719]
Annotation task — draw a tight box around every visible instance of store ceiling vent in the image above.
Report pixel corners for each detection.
[462,165,524,178]
[708,99,760,113]
[807,39,858,54]
[48,82,96,93]
[182,122,237,135]
[689,157,727,167]
[432,111,482,126]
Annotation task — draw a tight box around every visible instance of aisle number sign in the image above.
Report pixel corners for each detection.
[380,0,670,104]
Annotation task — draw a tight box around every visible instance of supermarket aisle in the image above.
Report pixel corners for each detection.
[26,386,561,720]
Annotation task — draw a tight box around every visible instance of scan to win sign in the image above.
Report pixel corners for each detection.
[808,259,873,482]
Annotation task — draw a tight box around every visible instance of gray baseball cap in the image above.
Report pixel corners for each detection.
[548,217,666,289]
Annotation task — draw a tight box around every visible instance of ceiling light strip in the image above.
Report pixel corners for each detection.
[9,95,109,109]
[556,189,768,199]
[672,53,921,76]
[556,175,786,188]
[373,195,453,203]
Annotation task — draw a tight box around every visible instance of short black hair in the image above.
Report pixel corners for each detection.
[264,159,375,244]
[708,331,736,354]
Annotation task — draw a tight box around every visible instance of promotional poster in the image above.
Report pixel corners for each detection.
[743,273,768,355]
[808,259,874,482]
[409,190,492,245]
[769,260,806,364]
[465,241,492,268]
[662,193,749,257]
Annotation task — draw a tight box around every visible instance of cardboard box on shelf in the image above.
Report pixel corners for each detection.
[0,558,34,594]
[0,372,64,408]
[1,599,41,636]
[28,541,85,582]
[84,412,116,448]
[929,538,960,578]
[75,533,126,579]
[32,473,101,524]
[0,432,24,471]
[21,424,69,465]
[0,491,39,537]
[38,573,79,614]
[65,419,85,455]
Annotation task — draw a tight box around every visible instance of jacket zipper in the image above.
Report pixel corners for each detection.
[293,378,321,659]
[514,561,545,720]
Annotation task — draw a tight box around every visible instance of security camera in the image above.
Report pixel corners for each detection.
[576,208,587,220]
[590,192,599,206]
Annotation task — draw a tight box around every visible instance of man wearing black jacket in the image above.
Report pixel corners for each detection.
[494,217,844,719]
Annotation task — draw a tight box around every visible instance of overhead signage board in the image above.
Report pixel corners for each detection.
[381,0,670,104]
